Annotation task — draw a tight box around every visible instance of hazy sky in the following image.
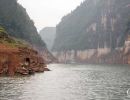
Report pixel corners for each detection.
[18,0,84,31]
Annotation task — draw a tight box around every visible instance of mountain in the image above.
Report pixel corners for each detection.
[39,27,56,51]
[0,0,45,47]
[0,0,55,62]
[53,0,130,51]
[52,0,130,64]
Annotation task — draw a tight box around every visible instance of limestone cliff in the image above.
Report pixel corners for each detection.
[53,0,130,51]
[52,46,127,64]
[52,0,130,64]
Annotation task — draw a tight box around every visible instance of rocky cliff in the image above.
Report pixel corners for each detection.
[52,0,130,64]
[52,43,130,64]
[53,0,130,51]
[0,27,49,76]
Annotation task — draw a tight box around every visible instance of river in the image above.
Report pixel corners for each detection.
[1,64,130,100]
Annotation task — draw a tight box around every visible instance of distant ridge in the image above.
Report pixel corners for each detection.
[39,27,56,51]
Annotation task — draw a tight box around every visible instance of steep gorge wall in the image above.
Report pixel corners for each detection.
[53,0,130,51]
[53,47,129,64]
[53,0,130,64]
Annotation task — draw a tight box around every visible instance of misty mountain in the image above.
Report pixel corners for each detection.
[39,27,56,51]
[53,0,130,51]
[0,0,46,47]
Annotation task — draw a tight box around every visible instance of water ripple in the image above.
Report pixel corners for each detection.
[0,64,130,100]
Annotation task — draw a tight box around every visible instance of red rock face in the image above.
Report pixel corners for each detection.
[0,45,48,76]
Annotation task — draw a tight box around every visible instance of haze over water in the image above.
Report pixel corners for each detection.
[1,64,130,100]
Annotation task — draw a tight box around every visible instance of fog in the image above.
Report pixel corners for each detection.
[18,0,84,31]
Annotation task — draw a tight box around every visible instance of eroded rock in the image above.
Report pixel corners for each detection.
[0,46,48,76]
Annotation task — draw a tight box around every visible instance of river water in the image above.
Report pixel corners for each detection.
[1,64,130,100]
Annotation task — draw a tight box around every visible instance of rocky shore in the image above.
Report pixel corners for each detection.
[0,28,50,76]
